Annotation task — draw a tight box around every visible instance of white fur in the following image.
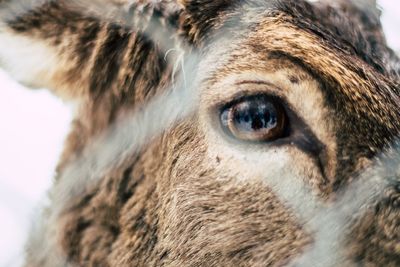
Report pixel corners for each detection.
[0,29,59,89]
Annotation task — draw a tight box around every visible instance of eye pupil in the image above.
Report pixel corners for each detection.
[252,116,263,130]
[221,95,286,142]
[232,101,278,131]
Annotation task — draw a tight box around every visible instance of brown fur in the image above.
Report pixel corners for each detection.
[1,0,400,266]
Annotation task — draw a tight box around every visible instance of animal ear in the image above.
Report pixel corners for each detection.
[0,0,185,101]
[0,0,234,101]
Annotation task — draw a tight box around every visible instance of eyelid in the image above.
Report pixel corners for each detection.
[207,79,285,112]
[235,80,276,87]
[219,93,278,113]
[216,90,291,119]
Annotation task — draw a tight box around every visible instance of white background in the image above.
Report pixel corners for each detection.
[0,1,399,266]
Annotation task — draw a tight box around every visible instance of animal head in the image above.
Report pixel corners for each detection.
[1,0,399,266]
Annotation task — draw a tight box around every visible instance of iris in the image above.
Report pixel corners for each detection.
[220,95,286,142]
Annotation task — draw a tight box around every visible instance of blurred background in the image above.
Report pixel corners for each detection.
[0,1,399,266]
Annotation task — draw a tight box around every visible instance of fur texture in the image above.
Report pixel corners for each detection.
[0,0,399,266]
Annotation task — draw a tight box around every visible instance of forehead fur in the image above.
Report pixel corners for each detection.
[181,0,399,77]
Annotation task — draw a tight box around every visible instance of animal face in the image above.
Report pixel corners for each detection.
[1,0,399,266]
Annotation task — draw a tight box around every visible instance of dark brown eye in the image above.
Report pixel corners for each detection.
[220,95,286,142]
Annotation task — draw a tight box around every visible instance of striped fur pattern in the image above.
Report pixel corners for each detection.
[0,0,399,266]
